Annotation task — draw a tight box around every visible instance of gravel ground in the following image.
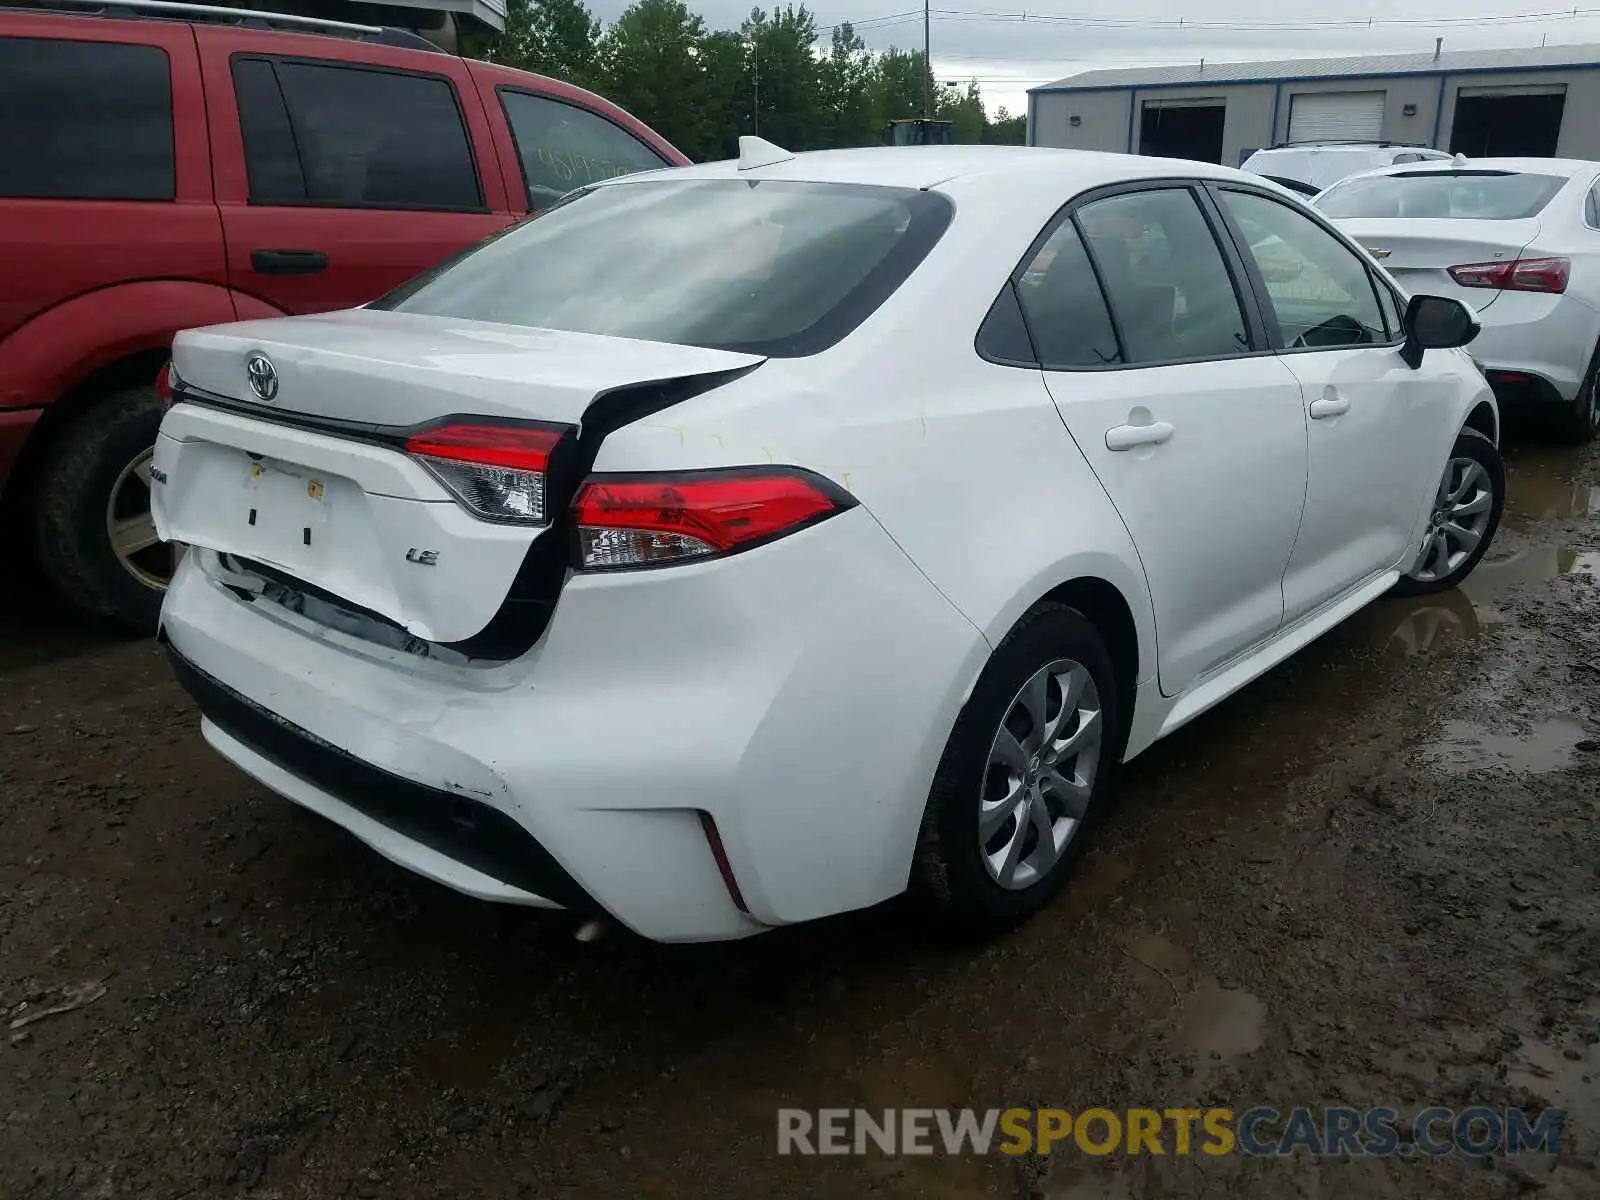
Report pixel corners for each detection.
[2,432,1599,1199]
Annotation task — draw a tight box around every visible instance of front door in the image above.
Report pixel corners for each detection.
[1211,186,1455,623]
[1016,184,1309,695]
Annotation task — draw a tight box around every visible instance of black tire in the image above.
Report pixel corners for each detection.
[1553,340,1600,445]
[911,603,1121,937]
[1390,427,1505,598]
[32,386,169,632]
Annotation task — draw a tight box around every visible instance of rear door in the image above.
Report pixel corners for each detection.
[1019,183,1309,696]
[197,28,513,315]
[1212,185,1456,620]
[0,17,224,400]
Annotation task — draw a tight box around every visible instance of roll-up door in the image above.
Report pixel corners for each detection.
[1287,91,1385,142]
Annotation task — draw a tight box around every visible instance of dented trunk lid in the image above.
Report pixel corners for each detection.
[154,310,763,645]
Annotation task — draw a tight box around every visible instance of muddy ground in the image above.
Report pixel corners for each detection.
[3,430,1600,1199]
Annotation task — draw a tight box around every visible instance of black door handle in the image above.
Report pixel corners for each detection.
[251,248,328,276]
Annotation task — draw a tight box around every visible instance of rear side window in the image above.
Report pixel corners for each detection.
[498,91,666,210]
[1316,171,1567,220]
[1586,179,1600,229]
[1076,188,1250,364]
[233,57,481,210]
[1011,220,1121,367]
[0,37,173,200]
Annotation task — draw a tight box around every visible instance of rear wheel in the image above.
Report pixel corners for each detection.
[912,603,1120,937]
[33,386,176,632]
[1391,427,1505,597]
[1554,340,1600,445]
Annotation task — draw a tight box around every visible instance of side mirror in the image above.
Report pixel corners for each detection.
[1400,294,1479,368]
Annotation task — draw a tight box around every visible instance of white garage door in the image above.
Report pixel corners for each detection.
[1287,91,1386,142]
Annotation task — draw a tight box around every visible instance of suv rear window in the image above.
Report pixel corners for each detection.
[1316,170,1567,220]
[374,179,953,357]
[0,37,173,201]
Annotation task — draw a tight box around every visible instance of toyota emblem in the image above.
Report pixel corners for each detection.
[245,353,279,402]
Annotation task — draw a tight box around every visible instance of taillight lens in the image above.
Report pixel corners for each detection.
[156,361,175,408]
[404,421,567,525]
[571,468,855,570]
[1448,257,1570,293]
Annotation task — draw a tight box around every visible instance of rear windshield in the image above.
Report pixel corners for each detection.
[1315,170,1567,220]
[372,178,953,357]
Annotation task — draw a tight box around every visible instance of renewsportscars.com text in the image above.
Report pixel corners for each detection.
[777,1106,1563,1158]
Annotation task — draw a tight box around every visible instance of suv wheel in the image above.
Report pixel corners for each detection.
[34,386,175,632]
[912,603,1120,937]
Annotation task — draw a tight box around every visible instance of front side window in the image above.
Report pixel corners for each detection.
[499,91,666,210]
[233,57,481,210]
[1316,170,1567,220]
[1218,189,1388,349]
[1075,188,1250,364]
[374,179,952,357]
[1011,219,1121,367]
[0,37,173,200]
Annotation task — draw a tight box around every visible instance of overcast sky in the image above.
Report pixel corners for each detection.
[587,0,1600,117]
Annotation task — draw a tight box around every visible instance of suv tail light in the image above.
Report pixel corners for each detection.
[572,467,856,570]
[405,421,569,525]
[1448,257,1570,293]
[156,362,176,409]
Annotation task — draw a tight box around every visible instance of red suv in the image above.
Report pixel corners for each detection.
[0,1,686,629]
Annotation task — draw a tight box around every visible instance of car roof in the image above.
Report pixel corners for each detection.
[1333,157,1600,183]
[1251,144,1442,154]
[597,144,1262,198]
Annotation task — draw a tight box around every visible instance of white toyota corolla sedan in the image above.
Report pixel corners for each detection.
[1316,157,1600,443]
[153,141,1503,943]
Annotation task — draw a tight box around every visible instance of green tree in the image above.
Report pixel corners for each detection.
[596,0,717,158]
[696,29,750,159]
[817,22,877,147]
[491,0,601,88]
[742,6,823,150]
[871,47,928,132]
[985,105,1027,145]
[935,79,986,144]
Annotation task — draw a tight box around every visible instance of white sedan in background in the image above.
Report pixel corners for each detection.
[153,142,1500,943]
[1316,157,1600,442]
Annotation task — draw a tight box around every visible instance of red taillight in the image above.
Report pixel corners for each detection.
[404,421,568,525]
[1448,257,1569,293]
[571,468,854,570]
[155,361,174,408]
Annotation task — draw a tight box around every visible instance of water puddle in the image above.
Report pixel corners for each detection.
[1179,980,1265,1061]
[1346,465,1597,659]
[1504,452,1600,522]
[1422,716,1589,775]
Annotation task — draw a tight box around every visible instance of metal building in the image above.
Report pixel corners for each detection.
[1028,43,1600,167]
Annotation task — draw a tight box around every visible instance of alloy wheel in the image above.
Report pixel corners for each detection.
[1409,455,1495,584]
[106,447,180,592]
[979,658,1103,891]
